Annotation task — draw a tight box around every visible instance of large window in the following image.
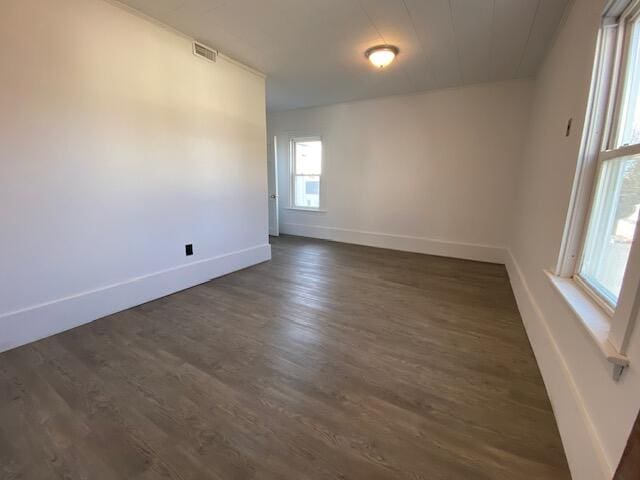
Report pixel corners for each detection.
[557,0,640,378]
[577,1,640,311]
[290,137,323,210]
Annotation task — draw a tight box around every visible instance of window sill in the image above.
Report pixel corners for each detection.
[284,207,327,213]
[545,270,629,369]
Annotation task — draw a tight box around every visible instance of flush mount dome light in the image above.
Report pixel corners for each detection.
[365,45,399,68]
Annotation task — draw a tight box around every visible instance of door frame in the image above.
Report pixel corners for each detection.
[267,138,279,236]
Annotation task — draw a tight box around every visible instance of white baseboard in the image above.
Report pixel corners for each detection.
[0,244,271,354]
[504,250,611,480]
[280,223,506,264]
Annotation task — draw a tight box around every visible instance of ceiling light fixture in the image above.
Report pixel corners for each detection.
[365,45,399,68]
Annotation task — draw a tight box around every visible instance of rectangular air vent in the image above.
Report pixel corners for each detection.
[193,42,217,63]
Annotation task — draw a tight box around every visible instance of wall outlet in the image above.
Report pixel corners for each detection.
[185,244,193,256]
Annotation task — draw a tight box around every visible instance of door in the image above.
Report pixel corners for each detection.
[267,140,279,236]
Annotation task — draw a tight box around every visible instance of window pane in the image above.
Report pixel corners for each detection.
[616,16,640,147]
[580,153,640,304]
[295,140,322,174]
[294,175,320,208]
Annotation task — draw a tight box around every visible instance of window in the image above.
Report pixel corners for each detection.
[578,152,639,307]
[556,0,640,377]
[576,1,640,311]
[290,137,323,210]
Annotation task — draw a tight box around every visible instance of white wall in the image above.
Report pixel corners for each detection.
[508,0,640,478]
[268,79,533,263]
[0,0,270,352]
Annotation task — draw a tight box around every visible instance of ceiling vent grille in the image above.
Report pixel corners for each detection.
[193,42,217,63]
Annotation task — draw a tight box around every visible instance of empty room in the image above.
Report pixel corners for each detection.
[2,0,640,479]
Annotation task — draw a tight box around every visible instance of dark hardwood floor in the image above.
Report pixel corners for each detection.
[615,408,640,479]
[0,235,570,479]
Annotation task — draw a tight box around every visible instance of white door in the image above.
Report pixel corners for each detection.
[267,140,279,236]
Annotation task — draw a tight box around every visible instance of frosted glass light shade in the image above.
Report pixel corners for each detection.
[365,45,398,68]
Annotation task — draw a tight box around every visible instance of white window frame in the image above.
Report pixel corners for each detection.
[288,136,326,212]
[555,0,640,380]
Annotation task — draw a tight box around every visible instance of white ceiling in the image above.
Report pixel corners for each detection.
[117,0,570,111]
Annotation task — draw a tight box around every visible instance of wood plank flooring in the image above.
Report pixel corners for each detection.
[0,235,570,479]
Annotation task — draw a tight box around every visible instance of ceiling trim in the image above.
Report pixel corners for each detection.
[108,0,266,78]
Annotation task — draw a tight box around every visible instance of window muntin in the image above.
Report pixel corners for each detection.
[577,3,640,310]
[291,138,322,209]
